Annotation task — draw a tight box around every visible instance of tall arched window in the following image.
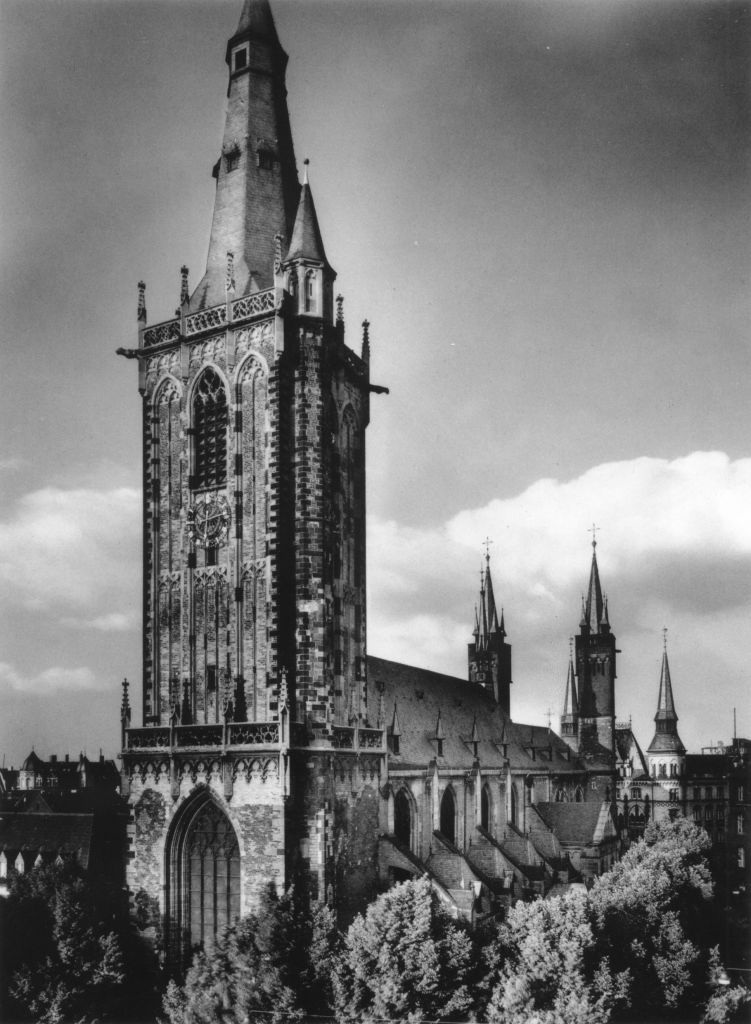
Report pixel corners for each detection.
[186,801,240,952]
[169,797,241,958]
[193,369,228,489]
[394,789,412,849]
[440,787,456,844]
[510,784,518,825]
[481,786,490,831]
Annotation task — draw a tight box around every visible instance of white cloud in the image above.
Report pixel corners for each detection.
[0,456,25,473]
[368,451,751,750]
[60,612,137,632]
[0,485,140,612]
[0,661,101,693]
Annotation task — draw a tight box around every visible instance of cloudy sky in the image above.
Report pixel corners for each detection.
[0,0,749,767]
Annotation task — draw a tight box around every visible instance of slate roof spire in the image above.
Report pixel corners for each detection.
[190,0,299,311]
[647,629,686,755]
[286,161,329,265]
[584,533,604,632]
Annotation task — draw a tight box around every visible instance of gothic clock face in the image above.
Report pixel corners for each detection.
[187,494,230,548]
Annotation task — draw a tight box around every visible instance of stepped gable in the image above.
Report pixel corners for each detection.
[367,655,579,772]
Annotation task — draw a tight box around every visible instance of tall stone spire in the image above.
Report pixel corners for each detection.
[647,630,685,759]
[584,534,604,632]
[190,0,299,311]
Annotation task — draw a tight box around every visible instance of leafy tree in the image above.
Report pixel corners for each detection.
[484,890,628,1024]
[589,817,715,1020]
[332,876,479,1024]
[1,862,128,1024]
[162,884,339,1024]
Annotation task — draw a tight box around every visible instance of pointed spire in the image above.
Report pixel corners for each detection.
[584,530,604,632]
[286,162,328,264]
[655,630,677,722]
[120,678,131,723]
[647,629,685,755]
[435,709,445,742]
[499,607,506,640]
[562,652,578,717]
[471,715,480,744]
[361,319,370,363]
[473,604,480,641]
[232,0,283,50]
[391,702,401,738]
[579,594,587,628]
[484,558,500,634]
[192,0,298,309]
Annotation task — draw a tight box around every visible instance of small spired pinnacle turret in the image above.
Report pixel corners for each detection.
[647,630,685,777]
[560,639,579,747]
[467,547,512,714]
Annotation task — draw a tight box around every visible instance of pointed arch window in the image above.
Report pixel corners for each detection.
[193,369,228,490]
[510,784,518,825]
[440,787,456,844]
[394,789,412,849]
[170,799,241,956]
[481,786,490,831]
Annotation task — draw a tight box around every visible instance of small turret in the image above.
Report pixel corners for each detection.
[647,630,685,780]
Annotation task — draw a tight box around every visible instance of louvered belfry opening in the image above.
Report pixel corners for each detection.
[193,369,228,489]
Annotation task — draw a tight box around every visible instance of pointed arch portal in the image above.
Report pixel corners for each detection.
[167,793,241,959]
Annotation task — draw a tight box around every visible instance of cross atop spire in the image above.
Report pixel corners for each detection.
[482,536,493,563]
[589,523,599,548]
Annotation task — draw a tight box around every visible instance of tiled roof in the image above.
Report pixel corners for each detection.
[535,801,613,847]
[0,813,94,869]
[367,656,580,774]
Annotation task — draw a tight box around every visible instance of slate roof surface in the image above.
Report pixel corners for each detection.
[535,801,612,847]
[367,656,580,774]
[0,813,94,869]
[685,754,731,779]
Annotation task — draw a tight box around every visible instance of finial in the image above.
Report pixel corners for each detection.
[274,233,283,275]
[303,157,309,185]
[180,265,189,305]
[546,707,552,730]
[137,281,146,323]
[569,636,574,658]
[482,537,493,564]
[663,626,668,652]
[226,251,235,293]
[120,678,131,720]
[279,667,288,710]
[589,523,599,549]
[336,294,344,326]
[361,319,370,362]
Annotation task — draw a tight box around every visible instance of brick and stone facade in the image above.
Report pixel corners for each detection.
[119,0,621,964]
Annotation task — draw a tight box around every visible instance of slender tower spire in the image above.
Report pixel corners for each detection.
[575,527,616,763]
[190,0,299,310]
[560,639,579,748]
[647,629,685,768]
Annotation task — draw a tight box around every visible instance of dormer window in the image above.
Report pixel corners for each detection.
[232,45,249,73]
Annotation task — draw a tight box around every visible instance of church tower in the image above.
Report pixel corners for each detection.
[574,536,616,764]
[119,0,384,965]
[468,555,512,714]
[646,632,685,782]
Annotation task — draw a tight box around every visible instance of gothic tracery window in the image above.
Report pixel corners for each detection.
[185,801,241,952]
[440,787,456,844]
[193,369,228,489]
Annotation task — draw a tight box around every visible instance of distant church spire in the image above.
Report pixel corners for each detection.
[584,526,604,632]
[468,548,512,713]
[647,629,686,762]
